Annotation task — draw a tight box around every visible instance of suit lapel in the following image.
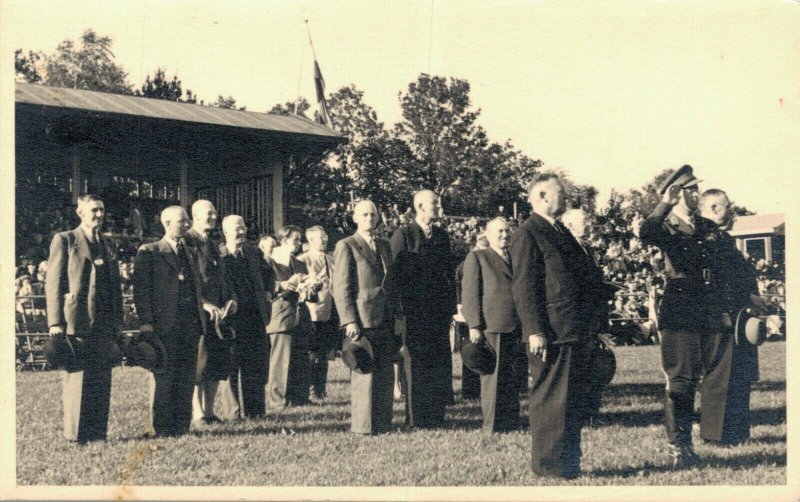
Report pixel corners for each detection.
[157,238,180,271]
[352,233,379,266]
[73,227,92,262]
[486,249,512,279]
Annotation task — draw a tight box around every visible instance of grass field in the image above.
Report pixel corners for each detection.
[16,342,786,486]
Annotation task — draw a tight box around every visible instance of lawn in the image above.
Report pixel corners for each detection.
[16,342,786,487]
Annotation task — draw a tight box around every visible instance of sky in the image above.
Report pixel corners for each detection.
[3,0,799,214]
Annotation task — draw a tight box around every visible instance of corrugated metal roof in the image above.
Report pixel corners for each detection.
[15,82,343,140]
[729,213,784,236]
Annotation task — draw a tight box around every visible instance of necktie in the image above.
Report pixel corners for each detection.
[367,236,376,253]
[554,221,569,234]
[502,249,511,265]
[92,231,99,243]
[176,240,184,256]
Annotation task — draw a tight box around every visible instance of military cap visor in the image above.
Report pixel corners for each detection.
[659,165,702,194]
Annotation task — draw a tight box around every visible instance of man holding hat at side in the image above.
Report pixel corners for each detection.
[45,194,124,444]
[639,164,711,467]
[461,217,521,433]
[332,199,400,434]
[697,188,771,445]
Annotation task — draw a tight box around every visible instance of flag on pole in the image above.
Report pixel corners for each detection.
[313,59,331,127]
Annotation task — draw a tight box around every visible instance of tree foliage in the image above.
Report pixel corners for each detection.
[38,29,133,94]
[212,95,245,110]
[136,68,196,103]
[14,49,43,83]
[268,98,310,117]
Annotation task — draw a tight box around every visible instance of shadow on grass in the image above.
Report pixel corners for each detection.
[604,382,664,400]
[595,409,663,427]
[751,380,785,393]
[589,452,786,478]
[750,407,786,426]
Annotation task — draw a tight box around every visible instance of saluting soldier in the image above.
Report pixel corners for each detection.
[639,164,711,468]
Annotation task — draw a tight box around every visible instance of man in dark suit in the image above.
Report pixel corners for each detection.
[267,225,312,408]
[218,215,272,418]
[133,206,213,437]
[462,217,521,433]
[185,199,235,428]
[390,189,457,428]
[333,199,399,434]
[697,189,771,445]
[454,232,489,400]
[639,164,711,467]
[46,194,124,443]
[510,173,611,478]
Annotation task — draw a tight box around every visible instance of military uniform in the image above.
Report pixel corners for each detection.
[698,217,760,445]
[640,201,713,455]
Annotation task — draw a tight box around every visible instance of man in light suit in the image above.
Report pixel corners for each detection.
[267,225,312,408]
[46,194,124,443]
[462,217,521,433]
[218,215,272,418]
[511,173,611,478]
[333,199,399,434]
[185,199,235,428]
[133,206,215,437]
[298,226,337,401]
[390,189,457,428]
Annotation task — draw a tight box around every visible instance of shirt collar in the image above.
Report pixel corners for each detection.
[415,217,432,235]
[490,246,509,259]
[226,242,243,257]
[357,230,374,243]
[192,228,209,241]
[80,225,98,243]
[164,236,179,254]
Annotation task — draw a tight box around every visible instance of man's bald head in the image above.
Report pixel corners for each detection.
[161,206,190,240]
[413,189,441,224]
[699,189,732,226]
[221,215,247,249]
[191,199,218,233]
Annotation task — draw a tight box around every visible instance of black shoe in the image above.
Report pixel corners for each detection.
[203,415,222,425]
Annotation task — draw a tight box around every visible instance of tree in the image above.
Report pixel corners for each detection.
[268,98,310,117]
[136,68,196,102]
[14,49,43,83]
[41,29,133,94]
[394,74,537,215]
[211,95,245,111]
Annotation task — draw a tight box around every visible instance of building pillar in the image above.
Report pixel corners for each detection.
[272,158,285,233]
[180,153,190,209]
[71,146,80,203]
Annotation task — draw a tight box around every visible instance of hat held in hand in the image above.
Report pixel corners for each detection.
[342,335,374,374]
[461,338,496,376]
[658,165,702,194]
[735,307,767,347]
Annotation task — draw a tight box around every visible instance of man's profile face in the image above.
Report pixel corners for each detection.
[532,179,567,218]
[164,209,190,240]
[700,194,732,226]
[259,238,277,258]
[283,231,302,254]
[224,219,247,247]
[308,231,328,253]
[77,200,105,231]
[194,202,218,232]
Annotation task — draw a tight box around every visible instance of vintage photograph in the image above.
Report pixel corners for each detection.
[2,0,796,499]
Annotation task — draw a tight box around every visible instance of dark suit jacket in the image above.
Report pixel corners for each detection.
[266,250,309,333]
[132,238,207,337]
[333,233,395,329]
[185,228,232,308]
[218,243,271,327]
[390,221,456,318]
[462,248,519,334]
[46,227,123,334]
[510,213,608,344]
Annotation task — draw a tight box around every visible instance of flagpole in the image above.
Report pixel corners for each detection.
[295,23,307,115]
[305,19,318,62]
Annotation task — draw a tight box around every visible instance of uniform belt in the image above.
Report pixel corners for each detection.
[670,269,712,284]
